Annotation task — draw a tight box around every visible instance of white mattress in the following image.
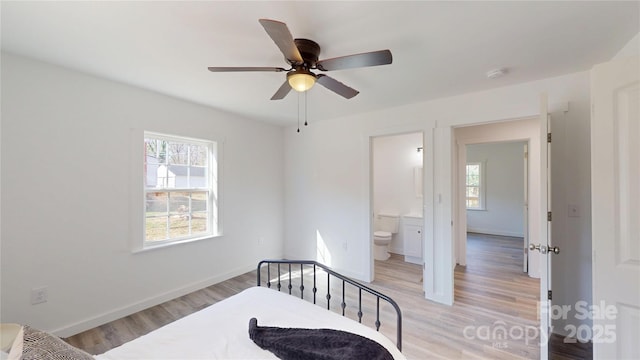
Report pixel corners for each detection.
[96,286,405,360]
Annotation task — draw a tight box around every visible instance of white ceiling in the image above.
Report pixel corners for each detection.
[2,1,638,126]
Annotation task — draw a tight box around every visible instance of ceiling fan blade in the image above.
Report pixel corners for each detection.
[208,67,286,72]
[316,74,359,99]
[271,80,292,100]
[258,19,303,64]
[316,50,392,71]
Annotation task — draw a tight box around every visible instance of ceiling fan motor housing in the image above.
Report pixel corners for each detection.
[293,38,321,68]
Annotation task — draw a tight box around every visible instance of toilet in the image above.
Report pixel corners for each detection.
[373,213,400,260]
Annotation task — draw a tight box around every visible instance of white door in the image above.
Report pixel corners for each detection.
[534,94,552,360]
[591,55,640,359]
[523,143,529,273]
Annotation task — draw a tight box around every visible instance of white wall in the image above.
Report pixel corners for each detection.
[613,32,640,60]
[283,108,434,280]
[0,53,284,336]
[284,70,591,307]
[372,132,423,254]
[466,142,525,237]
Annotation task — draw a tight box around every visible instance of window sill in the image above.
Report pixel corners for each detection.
[132,233,223,254]
[466,208,487,211]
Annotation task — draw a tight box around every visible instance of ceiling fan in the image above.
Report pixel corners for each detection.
[208,19,393,100]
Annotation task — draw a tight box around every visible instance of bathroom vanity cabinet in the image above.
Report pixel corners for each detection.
[402,215,423,265]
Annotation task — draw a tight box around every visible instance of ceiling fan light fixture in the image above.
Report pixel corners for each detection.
[287,70,316,92]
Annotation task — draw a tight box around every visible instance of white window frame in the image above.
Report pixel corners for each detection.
[133,130,222,251]
[465,161,486,210]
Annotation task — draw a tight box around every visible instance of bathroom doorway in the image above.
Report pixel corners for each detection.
[370,132,424,282]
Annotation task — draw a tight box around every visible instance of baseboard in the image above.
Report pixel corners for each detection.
[550,331,593,344]
[466,227,523,238]
[53,264,255,338]
[404,255,422,265]
[390,246,404,255]
[549,332,593,355]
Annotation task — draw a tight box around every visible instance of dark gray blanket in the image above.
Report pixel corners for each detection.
[248,318,394,360]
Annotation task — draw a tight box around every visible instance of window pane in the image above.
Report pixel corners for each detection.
[167,165,188,188]
[146,192,167,213]
[169,191,190,216]
[145,138,166,164]
[146,192,168,241]
[466,164,479,177]
[145,139,161,189]
[190,145,207,166]
[191,191,207,212]
[145,139,159,163]
[169,216,190,238]
[191,211,208,235]
[169,192,190,238]
[146,216,168,241]
[466,163,482,209]
[168,142,188,165]
[152,165,168,189]
[189,166,207,188]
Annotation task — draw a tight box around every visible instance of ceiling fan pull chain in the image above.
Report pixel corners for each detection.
[297,91,300,133]
[304,91,308,127]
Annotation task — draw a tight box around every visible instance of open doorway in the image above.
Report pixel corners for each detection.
[453,118,542,357]
[454,117,542,279]
[465,141,529,272]
[370,131,424,283]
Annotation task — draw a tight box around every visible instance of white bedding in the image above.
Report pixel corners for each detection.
[95,286,405,360]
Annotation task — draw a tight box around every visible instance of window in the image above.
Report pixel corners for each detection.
[466,162,485,210]
[143,132,219,247]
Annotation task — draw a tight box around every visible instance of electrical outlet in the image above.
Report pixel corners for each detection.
[31,287,48,305]
[258,237,264,245]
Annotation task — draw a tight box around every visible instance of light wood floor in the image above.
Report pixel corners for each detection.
[67,233,545,359]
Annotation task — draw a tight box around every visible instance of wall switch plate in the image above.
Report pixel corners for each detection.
[31,286,48,305]
[568,204,580,217]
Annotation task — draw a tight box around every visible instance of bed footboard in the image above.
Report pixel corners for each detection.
[257,259,402,351]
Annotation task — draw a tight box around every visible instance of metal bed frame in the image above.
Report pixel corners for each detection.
[257,259,402,351]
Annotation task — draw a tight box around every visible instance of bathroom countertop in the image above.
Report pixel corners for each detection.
[403,213,423,219]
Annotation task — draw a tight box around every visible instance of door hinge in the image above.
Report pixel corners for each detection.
[547,133,552,143]
[547,211,552,221]
[548,290,552,300]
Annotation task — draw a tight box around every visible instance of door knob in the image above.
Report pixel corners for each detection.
[529,243,547,254]
[529,243,560,255]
